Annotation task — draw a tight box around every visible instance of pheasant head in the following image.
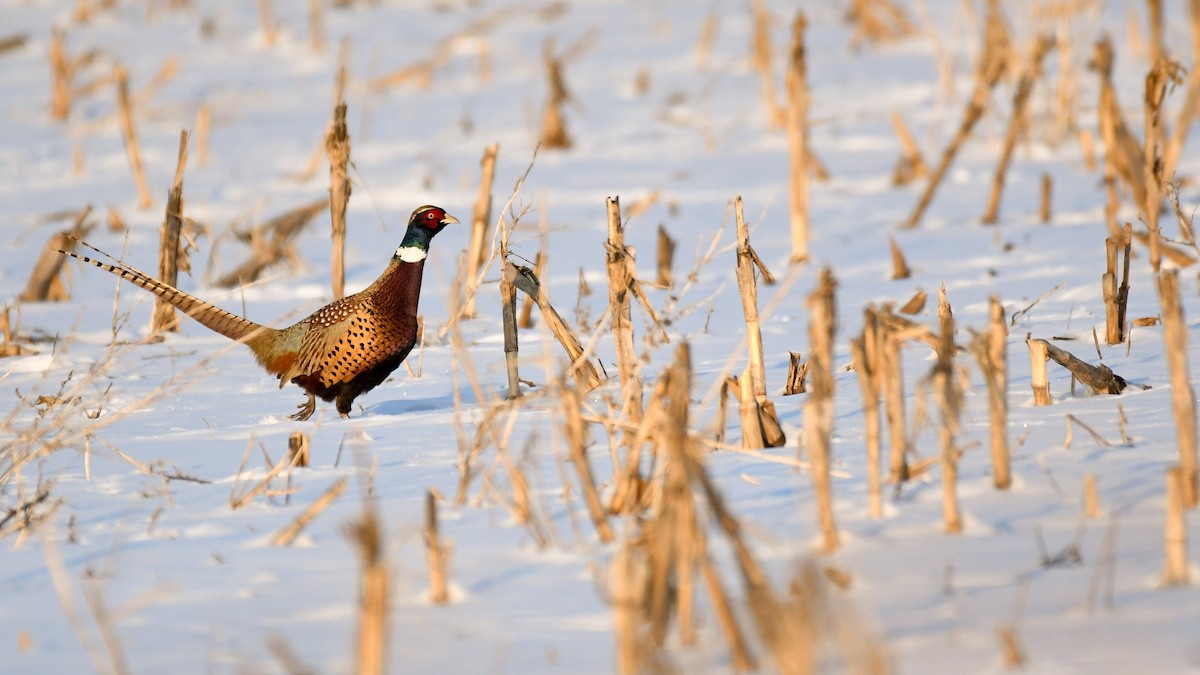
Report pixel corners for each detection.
[395,205,459,262]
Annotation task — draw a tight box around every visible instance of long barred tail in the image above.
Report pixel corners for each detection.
[61,244,269,344]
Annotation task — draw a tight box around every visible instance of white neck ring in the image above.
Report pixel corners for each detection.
[395,246,427,263]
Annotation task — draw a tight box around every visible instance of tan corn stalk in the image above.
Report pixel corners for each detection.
[152,130,189,334]
[326,101,351,300]
[805,269,840,552]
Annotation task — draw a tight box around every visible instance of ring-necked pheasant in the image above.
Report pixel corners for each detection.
[61,205,458,421]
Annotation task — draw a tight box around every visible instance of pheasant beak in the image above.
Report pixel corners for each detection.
[440,214,460,227]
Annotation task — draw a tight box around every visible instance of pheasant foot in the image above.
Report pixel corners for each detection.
[290,393,316,421]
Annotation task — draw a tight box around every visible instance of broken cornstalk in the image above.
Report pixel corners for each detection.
[1158,270,1198,507]
[465,142,498,317]
[1103,224,1132,345]
[805,269,840,552]
[562,383,613,543]
[852,306,883,517]
[326,100,351,300]
[606,197,645,439]
[656,224,675,289]
[733,197,784,448]
[1027,337,1129,398]
[500,266,521,399]
[933,288,962,534]
[114,64,153,210]
[981,34,1054,225]
[971,295,1010,489]
[786,11,811,262]
[504,262,603,391]
[903,5,1008,228]
[424,491,451,604]
[881,307,909,482]
[22,207,93,302]
[1163,466,1190,585]
[152,130,189,334]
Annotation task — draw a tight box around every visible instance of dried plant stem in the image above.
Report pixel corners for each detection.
[465,143,498,317]
[1028,338,1051,406]
[114,64,153,210]
[504,263,603,390]
[1103,237,1120,345]
[656,224,675,288]
[608,380,664,515]
[23,207,92,302]
[662,342,758,670]
[1146,0,1165,63]
[1084,473,1100,518]
[882,321,909,482]
[270,477,346,547]
[998,625,1026,668]
[805,269,840,552]
[1091,36,1146,237]
[785,11,810,262]
[326,101,351,300]
[1161,0,1200,182]
[734,197,784,448]
[1163,466,1190,585]
[1158,270,1198,507]
[194,104,210,166]
[750,0,785,128]
[890,111,929,186]
[934,288,962,534]
[50,29,71,121]
[540,39,572,148]
[1040,173,1052,222]
[42,531,120,675]
[699,550,757,671]
[972,295,1010,489]
[784,352,808,396]
[851,307,883,517]
[889,236,911,280]
[213,198,328,288]
[518,251,543,328]
[848,0,916,46]
[1029,338,1128,395]
[1142,58,1183,274]
[152,130,189,334]
[288,430,310,468]
[257,0,277,46]
[230,449,304,510]
[308,0,324,53]
[982,34,1054,225]
[351,505,389,675]
[903,25,1005,228]
[500,270,521,399]
[606,197,644,438]
[562,384,613,543]
[425,491,451,604]
[611,545,645,675]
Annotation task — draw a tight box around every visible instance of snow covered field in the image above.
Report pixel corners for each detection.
[2,1,1199,672]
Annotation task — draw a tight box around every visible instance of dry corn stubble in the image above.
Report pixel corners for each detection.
[326,101,351,300]
[933,288,962,534]
[805,269,840,552]
[151,130,189,335]
[1158,270,1198,508]
[464,142,498,318]
[733,197,784,449]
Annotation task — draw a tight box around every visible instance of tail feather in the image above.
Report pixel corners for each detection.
[62,246,269,344]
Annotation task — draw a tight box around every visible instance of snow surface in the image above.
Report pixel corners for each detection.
[2,1,1200,673]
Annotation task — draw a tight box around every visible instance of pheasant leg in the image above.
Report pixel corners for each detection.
[290,393,316,421]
